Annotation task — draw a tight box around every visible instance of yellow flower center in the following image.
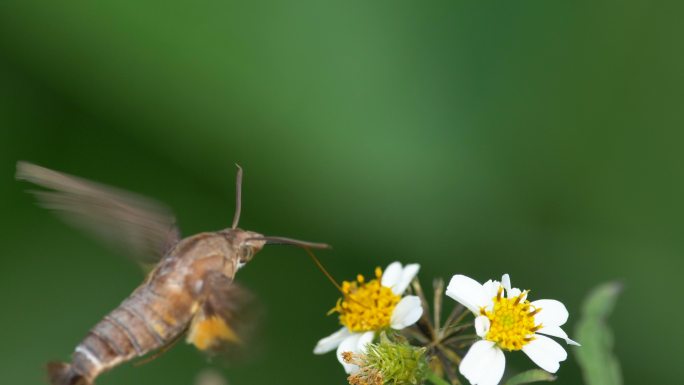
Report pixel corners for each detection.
[480,287,541,351]
[331,267,401,332]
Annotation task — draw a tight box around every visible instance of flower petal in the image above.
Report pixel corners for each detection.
[459,340,505,385]
[446,274,490,314]
[337,334,362,374]
[357,331,374,352]
[501,274,511,294]
[532,299,569,327]
[482,279,500,301]
[390,295,423,329]
[474,315,491,338]
[336,332,376,374]
[381,262,403,288]
[313,327,351,354]
[392,263,420,294]
[537,325,581,346]
[478,348,506,385]
[508,288,526,300]
[522,334,568,373]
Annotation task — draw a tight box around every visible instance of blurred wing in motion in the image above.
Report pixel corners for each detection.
[194,369,228,385]
[16,161,181,266]
[187,272,261,361]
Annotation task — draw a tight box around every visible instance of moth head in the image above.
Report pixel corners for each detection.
[225,164,329,270]
[233,230,266,269]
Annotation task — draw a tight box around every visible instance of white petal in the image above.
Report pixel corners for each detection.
[392,263,420,294]
[313,327,351,354]
[337,334,362,374]
[459,340,506,385]
[478,347,506,385]
[508,288,526,300]
[446,275,490,314]
[390,295,423,329]
[501,274,511,294]
[532,299,569,327]
[482,279,500,301]
[357,331,375,352]
[381,262,403,288]
[537,325,581,346]
[474,316,491,338]
[522,334,568,373]
[336,332,377,374]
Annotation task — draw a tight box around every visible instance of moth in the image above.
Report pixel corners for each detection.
[16,161,329,385]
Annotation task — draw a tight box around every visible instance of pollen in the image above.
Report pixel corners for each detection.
[480,287,541,351]
[331,267,401,332]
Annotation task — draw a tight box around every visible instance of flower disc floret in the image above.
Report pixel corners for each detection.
[333,267,402,332]
[481,287,540,351]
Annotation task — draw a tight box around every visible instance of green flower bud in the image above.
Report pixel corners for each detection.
[344,335,428,385]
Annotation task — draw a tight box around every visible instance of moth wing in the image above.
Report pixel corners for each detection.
[187,273,261,360]
[16,161,180,265]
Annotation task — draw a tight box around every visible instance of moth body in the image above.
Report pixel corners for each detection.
[50,230,265,385]
[15,162,325,385]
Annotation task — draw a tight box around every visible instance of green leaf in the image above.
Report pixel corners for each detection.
[504,369,556,385]
[574,282,623,385]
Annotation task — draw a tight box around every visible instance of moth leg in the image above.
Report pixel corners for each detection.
[134,325,189,367]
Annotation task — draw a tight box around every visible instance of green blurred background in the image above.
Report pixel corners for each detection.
[1,1,681,384]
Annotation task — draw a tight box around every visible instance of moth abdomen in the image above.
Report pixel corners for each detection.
[67,288,195,382]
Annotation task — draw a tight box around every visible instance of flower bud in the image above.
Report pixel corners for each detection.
[343,335,428,385]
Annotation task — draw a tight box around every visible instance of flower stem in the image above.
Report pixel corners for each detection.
[426,369,453,385]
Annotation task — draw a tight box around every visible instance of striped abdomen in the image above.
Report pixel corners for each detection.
[70,285,195,382]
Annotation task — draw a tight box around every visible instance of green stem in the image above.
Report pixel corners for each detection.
[426,369,452,385]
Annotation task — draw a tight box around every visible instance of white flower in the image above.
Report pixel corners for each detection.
[446,274,579,385]
[313,261,423,373]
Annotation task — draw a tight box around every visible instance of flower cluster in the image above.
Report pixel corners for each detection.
[314,262,423,373]
[314,262,580,385]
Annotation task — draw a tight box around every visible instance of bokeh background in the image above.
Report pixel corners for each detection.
[1,1,681,384]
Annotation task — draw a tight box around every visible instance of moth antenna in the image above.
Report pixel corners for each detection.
[231,164,243,229]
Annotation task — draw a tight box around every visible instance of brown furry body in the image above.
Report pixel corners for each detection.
[48,230,264,385]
